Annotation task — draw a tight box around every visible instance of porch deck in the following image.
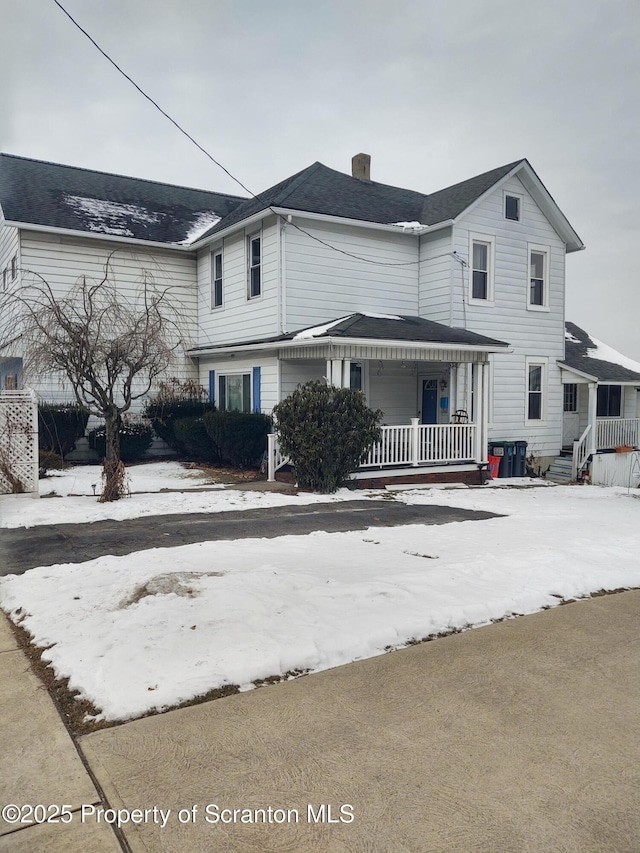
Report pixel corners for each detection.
[267,420,481,483]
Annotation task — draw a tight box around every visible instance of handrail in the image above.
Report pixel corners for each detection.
[572,424,592,480]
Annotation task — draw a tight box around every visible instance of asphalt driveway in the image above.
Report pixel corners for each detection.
[0,499,499,575]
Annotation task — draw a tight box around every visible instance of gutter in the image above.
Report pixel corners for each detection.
[188,335,512,358]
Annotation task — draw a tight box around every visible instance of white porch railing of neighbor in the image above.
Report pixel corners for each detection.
[0,389,39,495]
[596,418,640,450]
[267,420,477,481]
[362,421,476,468]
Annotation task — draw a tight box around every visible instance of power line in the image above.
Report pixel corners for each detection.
[52,0,425,267]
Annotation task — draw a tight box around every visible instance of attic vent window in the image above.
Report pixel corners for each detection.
[505,194,521,221]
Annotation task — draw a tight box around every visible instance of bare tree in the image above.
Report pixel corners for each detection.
[0,256,188,501]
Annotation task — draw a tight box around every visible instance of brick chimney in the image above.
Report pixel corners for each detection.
[352,153,371,181]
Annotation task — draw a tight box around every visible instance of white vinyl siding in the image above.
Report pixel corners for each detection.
[17,230,198,408]
[0,213,19,294]
[453,174,566,455]
[197,217,279,347]
[418,229,453,323]
[284,218,418,330]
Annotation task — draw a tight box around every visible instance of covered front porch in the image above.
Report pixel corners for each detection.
[269,339,499,484]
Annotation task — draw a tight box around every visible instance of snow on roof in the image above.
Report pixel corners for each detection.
[63,194,160,238]
[587,336,640,375]
[361,311,404,320]
[565,330,581,344]
[390,221,426,231]
[179,212,222,245]
[292,317,351,340]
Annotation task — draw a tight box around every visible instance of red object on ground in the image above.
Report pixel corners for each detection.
[487,455,501,478]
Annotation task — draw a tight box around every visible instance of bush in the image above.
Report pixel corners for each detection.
[38,403,90,459]
[203,411,272,467]
[39,450,65,478]
[272,381,382,493]
[173,417,220,463]
[88,420,154,462]
[144,379,216,455]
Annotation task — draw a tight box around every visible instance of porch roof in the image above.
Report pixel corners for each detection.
[189,314,510,358]
[562,322,640,384]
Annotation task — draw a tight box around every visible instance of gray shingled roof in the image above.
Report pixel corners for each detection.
[191,313,510,352]
[563,322,640,382]
[200,159,524,240]
[0,153,246,244]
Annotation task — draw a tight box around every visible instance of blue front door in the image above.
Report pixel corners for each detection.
[421,379,438,424]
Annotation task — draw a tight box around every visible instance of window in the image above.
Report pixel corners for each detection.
[470,237,494,302]
[350,362,363,391]
[211,250,223,308]
[218,374,251,412]
[11,255,17,280]
[4,374,18,390]
[248,234,261,298]
[528,245,549,309]
[526,360,546,421]
[563,383,578,413]
[2,269,6,291]
[505,194,521,221]
[597,384,621,417]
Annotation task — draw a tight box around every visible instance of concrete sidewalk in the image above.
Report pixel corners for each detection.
[2,593,639,852]
[0,614,121,852]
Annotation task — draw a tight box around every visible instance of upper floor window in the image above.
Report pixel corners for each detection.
[528,245,549,310]
[248,233,261,298]
[504,193,522,222]
[597,384,621,418]
[211,249,223,309]
[469,235,494,303]
[1,269,6,291]
[11,255,17,279]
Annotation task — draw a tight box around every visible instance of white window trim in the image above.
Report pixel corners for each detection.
[525,357,548,424]
[247,231,262,300]
[503,190,523,223]
[527,243,550,312]
[468,233,495,306]
[210,247,223,311]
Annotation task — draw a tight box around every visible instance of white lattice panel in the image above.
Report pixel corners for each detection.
[0,390,38,494]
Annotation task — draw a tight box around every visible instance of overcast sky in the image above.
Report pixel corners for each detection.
[2,0,639,357]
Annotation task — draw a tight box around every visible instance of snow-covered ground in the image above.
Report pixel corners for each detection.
[0,462,377,528]
[1,472,639,722]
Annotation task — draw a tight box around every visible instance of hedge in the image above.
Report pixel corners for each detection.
[203,411,272,467]
[38,403,90,459]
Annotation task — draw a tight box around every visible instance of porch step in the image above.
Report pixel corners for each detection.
[545,455,574,484]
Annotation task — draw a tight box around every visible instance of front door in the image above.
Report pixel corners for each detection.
[421,379,438,424]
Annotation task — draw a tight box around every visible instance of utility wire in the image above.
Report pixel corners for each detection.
[53,0,426,267]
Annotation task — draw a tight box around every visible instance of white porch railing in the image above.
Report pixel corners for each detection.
[596,418,640,450]
[267,420,477,481]
[363,421,476,468]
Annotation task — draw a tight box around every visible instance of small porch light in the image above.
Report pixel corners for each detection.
[440,378,448,391]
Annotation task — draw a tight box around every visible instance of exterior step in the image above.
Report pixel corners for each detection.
[546,455,574,483]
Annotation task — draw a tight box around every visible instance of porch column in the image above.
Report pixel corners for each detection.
[587,382,598,454]
[326,359,347,387]
[473,363,486,463]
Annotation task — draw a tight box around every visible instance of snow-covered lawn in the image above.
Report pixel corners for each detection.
[1,479,638,721]
[0,462,377,528]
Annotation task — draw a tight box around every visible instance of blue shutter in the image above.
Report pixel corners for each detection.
[208,370,215,405]
[252,366,261,413]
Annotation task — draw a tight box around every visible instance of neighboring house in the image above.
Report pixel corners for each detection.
[547,322,640,483]
[5,149,627,485]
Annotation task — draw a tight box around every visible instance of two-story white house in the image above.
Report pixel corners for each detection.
[3,150,622,485]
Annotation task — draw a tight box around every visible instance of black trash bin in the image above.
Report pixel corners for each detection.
[514,441,528,477]
[489,441,515,477]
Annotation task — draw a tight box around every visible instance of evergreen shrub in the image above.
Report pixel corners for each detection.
[173,417,220,463]
[203,411,272,467]
[38,403,90,459]
[144,379,216,454]
[88,420,153,462]
[272,381,382,493]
